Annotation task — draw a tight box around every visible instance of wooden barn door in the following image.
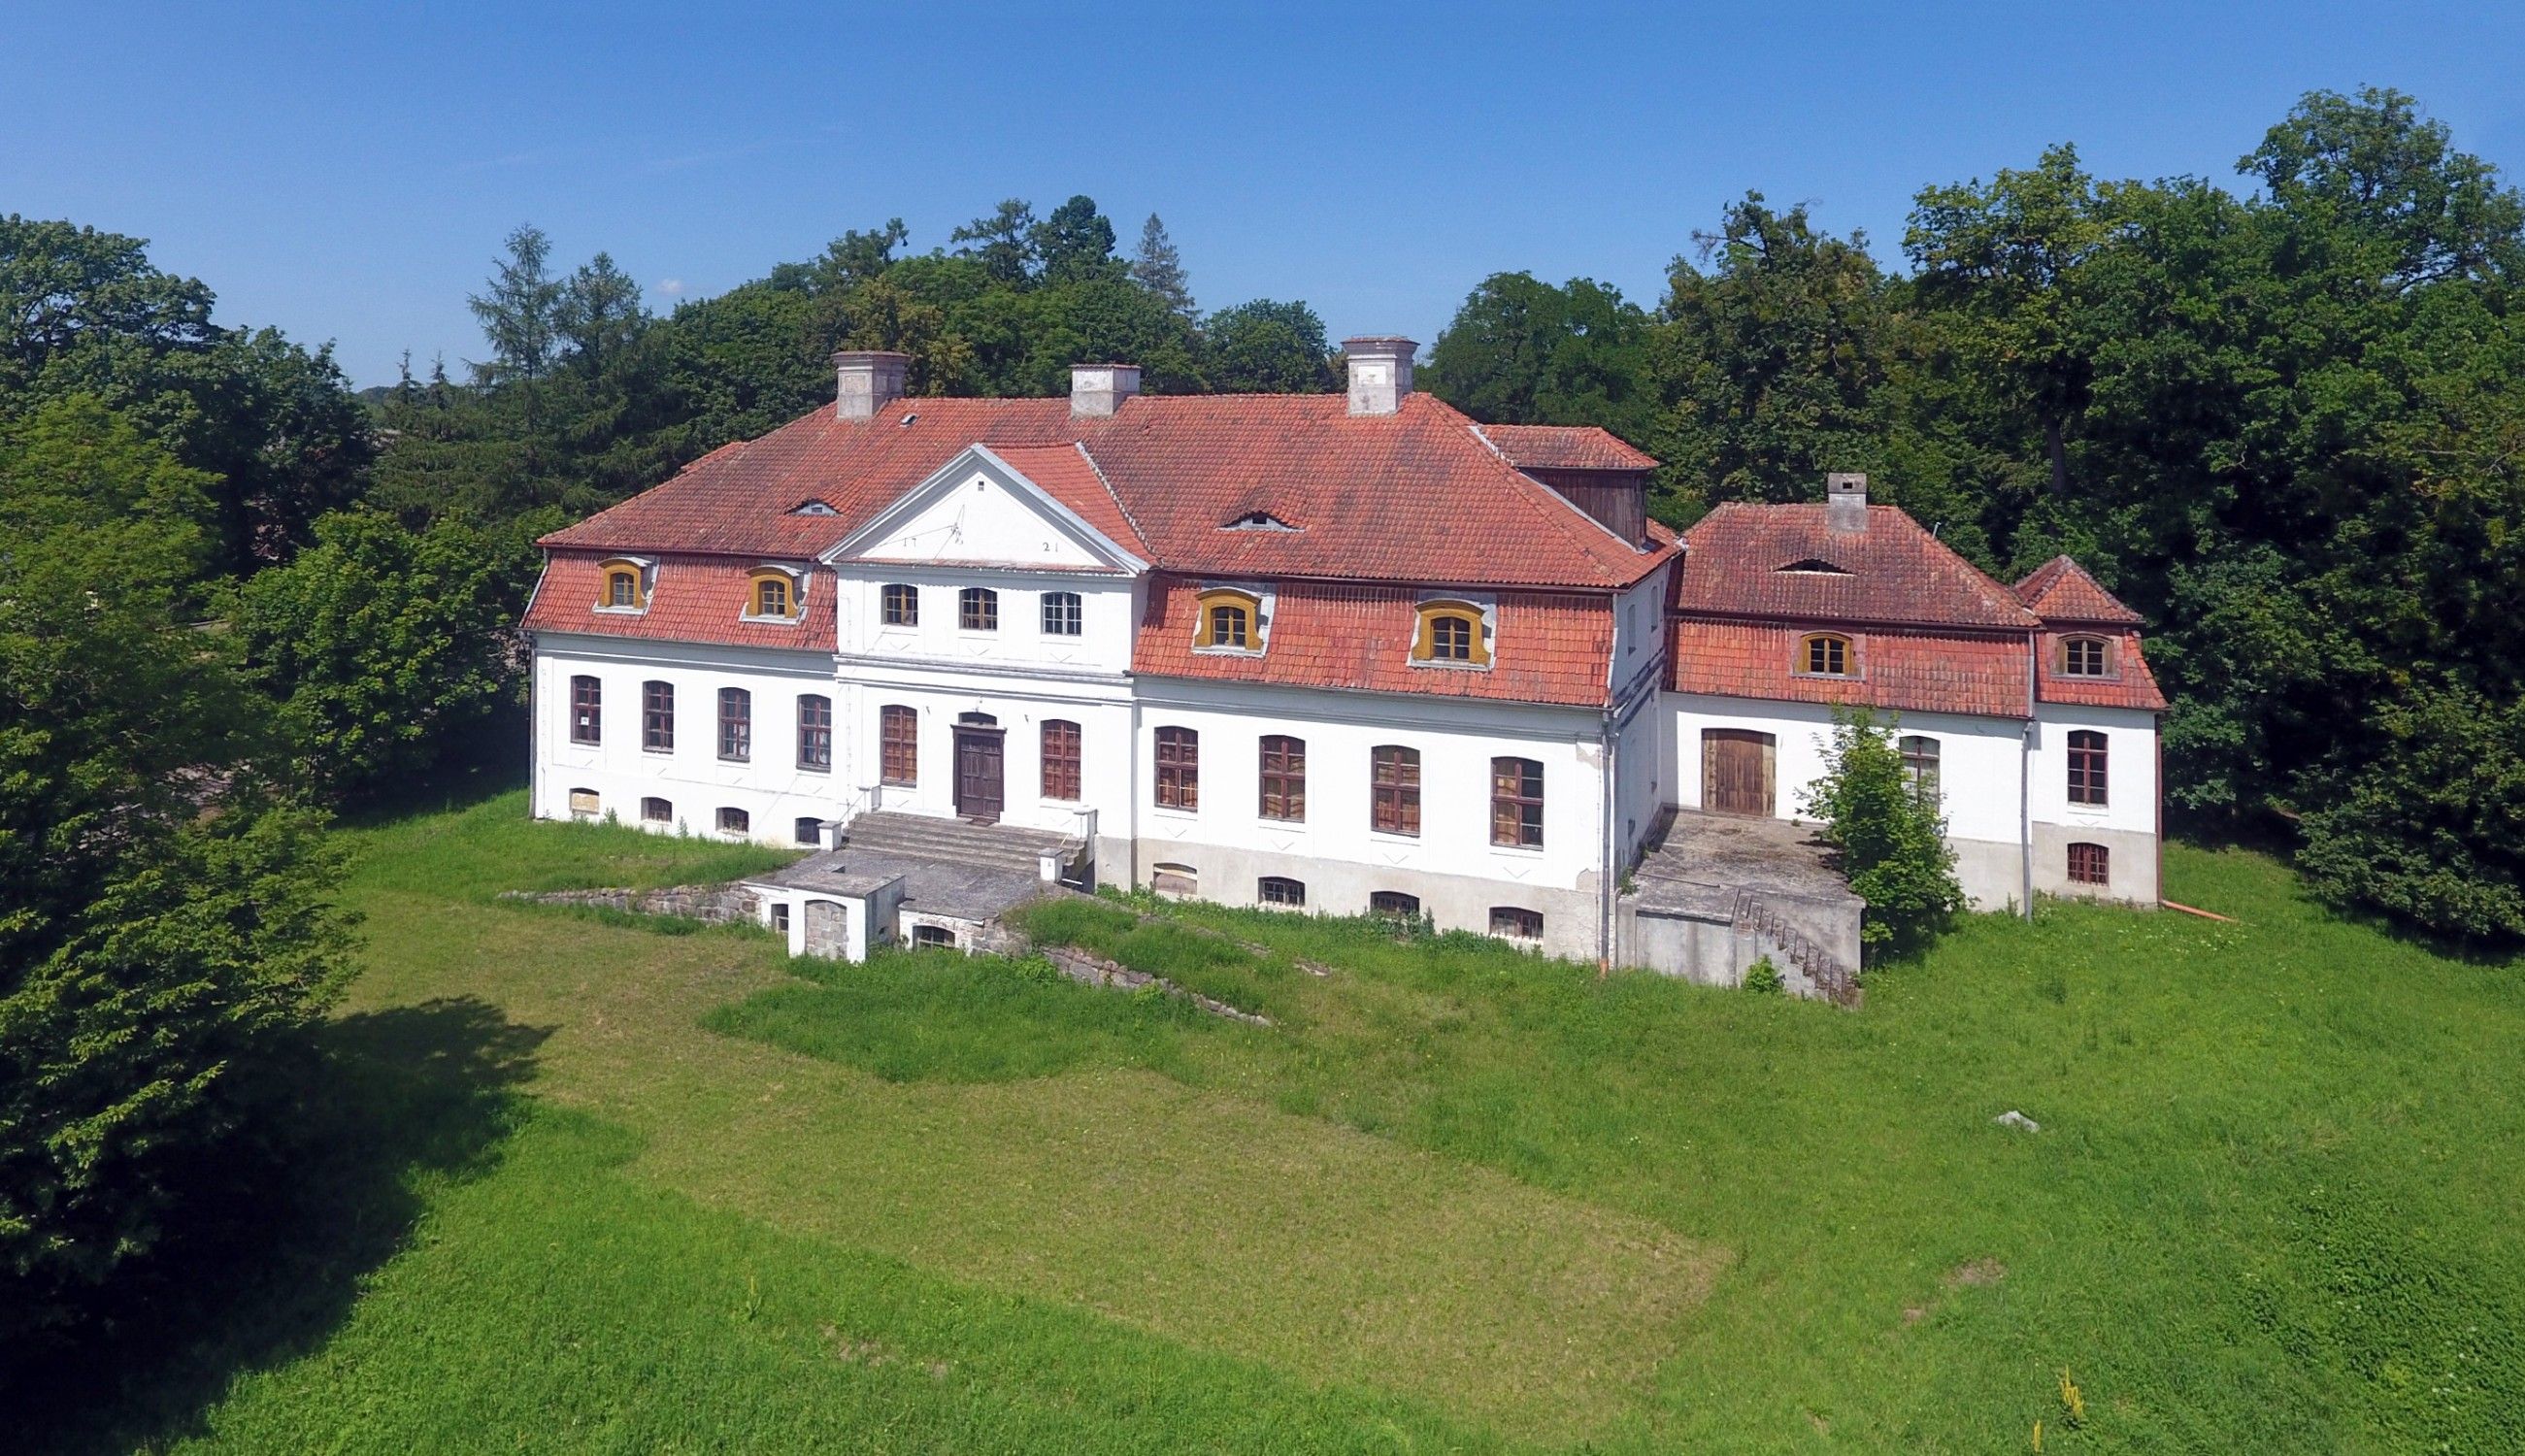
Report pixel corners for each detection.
[1702,729,1776,816]
[953,722,1005,822]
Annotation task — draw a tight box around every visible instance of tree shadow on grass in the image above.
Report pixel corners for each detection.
[11,997,552,1453]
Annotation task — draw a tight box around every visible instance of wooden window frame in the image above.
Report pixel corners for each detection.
[1154,726,1200,811]
[715,806,749,836]
[1489,756,1544,848]
[1258,876,1307,909]
[746,569,799,620]
[1369,890,1421,921]
[797,694,832,772]
[1371,745,1421,838]
[1040,719,1082,801]
[2067,841,2110,886]
[641,796,672,824]
[1192,587,1262,651]
[1412,601,1491,667]
[880,705,918,786]
[1797,632,1854,678]
[2061,635,2115,678]
[2067,730,2109,807]
[1899,734,1941,804]
[1489,906,1544,941]
[598,558,647,611]
[569,674,601,745]
[1041,590,1082,637]
[1258,734,1307,822]
[881,582,918,626]
[717,686,751,762]
[642,679,675,752]
[958,586,998,632]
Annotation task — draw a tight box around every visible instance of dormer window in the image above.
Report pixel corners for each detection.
[1799,633,1853,677]
[790,500,839,516]
[1193,587,1263,652]
[1221,510,1299,532]
[1777,558,1852,576]
[744,567,803,621]
[597,558,648,612]
[2062,635,2113,677]
[1412,600,1491,667]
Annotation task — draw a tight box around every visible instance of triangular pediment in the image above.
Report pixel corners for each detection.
[819,445,1146,575]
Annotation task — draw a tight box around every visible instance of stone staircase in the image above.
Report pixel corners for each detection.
[841,811,1080,877]
[1731,890,1858,1004]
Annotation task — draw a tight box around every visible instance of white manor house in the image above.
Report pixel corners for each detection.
[525,341,2162,986]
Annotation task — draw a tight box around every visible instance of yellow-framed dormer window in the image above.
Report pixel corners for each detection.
[1412,600,1490,667]
[1799,632,1853,677]
[598,558,647,611]
[746,568,802,621]
[1193,587,1261,650]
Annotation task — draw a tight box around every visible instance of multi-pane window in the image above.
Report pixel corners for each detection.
[1801,633,1852,676]
[642,680,675,751]
[1258,876,1307,908]
[1042,591,1082,636]
[1371,745,1421,837]
[717,687,751,761]
[881,583,918,626]
[880,705,918,785]
[570,675,601,745]
[797,694,831,772]
[1258,735,1307,821]
[1412,602,1487,665]
[2068,842,2110,886]
[716,807,748,836]
[2063,636,2111,677]
[1194,589,1260,649]
[603,564,642,608]
[1370,890,1421,920]
[1489,907,1544,941]
[1154,726,1200,810]
[2067,730,2109,806]
[640,796,672,823]
[794,816,823,846]
[1041,719,1082,801]
[752,575,791,618]
[1430,613,1474,661]
[1899,735,1941,804]
[959,586,998,631]
[1209,602,1248,647]
[1489,757,1544,847]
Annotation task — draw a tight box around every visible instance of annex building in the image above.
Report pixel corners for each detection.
[522,340,2162,987]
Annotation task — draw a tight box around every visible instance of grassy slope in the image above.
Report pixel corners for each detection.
[25,790,2525,1453]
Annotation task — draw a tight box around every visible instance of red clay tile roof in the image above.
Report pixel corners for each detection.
[1670,620,2034,718]
[1133,577,1615,708]
[1478,423,1659,472]
[541,392,1670,591]
[1674,503,2040,629]
[982,443,1149,560]
[2036,629,2167,711]
[2015,555,2144,625]
[523,552,836,652]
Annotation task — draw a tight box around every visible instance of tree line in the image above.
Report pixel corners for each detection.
[4,91,2520,1347]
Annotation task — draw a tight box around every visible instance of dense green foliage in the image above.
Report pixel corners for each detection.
[0,399,352,1340]
[20,797,2522,1450]
[1426,87,2525,942]
[1798,708,1968,951]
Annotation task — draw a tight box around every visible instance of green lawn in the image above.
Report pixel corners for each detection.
[22,788,2525,1452]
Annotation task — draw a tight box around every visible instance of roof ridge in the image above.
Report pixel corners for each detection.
[1432,399,1650,577]
[1068,440,1148,553]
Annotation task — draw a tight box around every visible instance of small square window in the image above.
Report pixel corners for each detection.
[794,816,823,846]
[771,904,791,934]
[2068,842,2110,886]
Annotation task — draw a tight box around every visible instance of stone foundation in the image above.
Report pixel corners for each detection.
[501,883,763,923]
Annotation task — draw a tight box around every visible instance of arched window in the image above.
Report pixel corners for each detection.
[958,586,998,631]
[1194,587,1260,650]
[599,558,646,610]
[569,675,601,745]
[880,705,918,785]
[1899,735,1941,803]
[1154,726,1199,810]
[1412,601,1490,666]
[1259,735,1307,821]
[716,687,751,761]
[1258,876,1307,908]
[1371,745,1421,837]
[2062,636,2112,677]
[1041,590,1082,636]
[1489,907,1544,941]
[715,806,749,836]
[2067,842,2110,885]
[642,680,675,751]
[1490,757,1544,847]
[1041,719,1081,801]
[797,694,831,772]
[1799,633,1853,677]
[640,796,672,823]
[2067,730,2109,806]
[1369,890,1421,921]
[911,923,956,949]
[747,569,799,620]
[881,583,918,626]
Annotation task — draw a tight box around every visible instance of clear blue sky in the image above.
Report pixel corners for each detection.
[12,2,2522,387]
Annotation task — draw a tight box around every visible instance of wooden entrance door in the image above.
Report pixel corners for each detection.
[1703,729,1776,816]
[953,724,1005,822]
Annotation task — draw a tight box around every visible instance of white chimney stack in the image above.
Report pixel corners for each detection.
[1826,472,1869,533]
[1069,363,1142,417]
[833,350,910,419]
[1343,336,1416,416]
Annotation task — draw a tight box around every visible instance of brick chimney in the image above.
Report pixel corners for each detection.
[1069,363,1141,417]
[834,350,909,419]
[1826,472,1869,533]
[1343,336,1416,416]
